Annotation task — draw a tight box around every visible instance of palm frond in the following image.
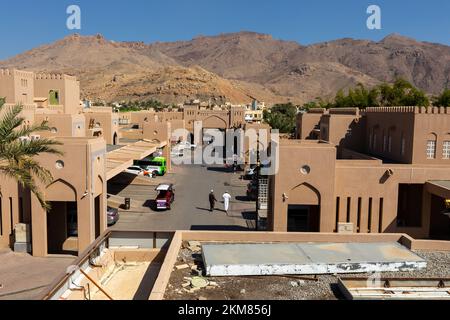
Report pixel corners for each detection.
[0,104,25,143]
[0,139,63,160]
[0,101,63,210]
[0,164,51,210]
[20,158,54,185]
[3,121,52,144]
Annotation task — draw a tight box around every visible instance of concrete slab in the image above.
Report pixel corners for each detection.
[202,242,426,276]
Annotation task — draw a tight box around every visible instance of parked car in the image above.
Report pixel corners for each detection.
[68,206,119,235]
[125,166,152,177]
[125,166,144,175]
[107,206,119,226]
[155,183,175,210]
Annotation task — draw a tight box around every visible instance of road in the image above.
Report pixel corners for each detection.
[110,161,256,231]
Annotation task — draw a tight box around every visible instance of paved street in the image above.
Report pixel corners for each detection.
[0,249,74,300]
[110,159,256,231]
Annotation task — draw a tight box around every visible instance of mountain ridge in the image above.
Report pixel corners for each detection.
[1,31,449,104]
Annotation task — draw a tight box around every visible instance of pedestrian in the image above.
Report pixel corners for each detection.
[209,189,217,212]
[222,191,231,213]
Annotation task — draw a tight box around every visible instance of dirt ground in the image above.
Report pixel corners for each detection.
[163,242,450,300]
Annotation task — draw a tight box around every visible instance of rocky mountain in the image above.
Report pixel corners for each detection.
[1,32,449,105]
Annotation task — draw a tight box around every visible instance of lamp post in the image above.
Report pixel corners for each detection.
[255,132,261,231]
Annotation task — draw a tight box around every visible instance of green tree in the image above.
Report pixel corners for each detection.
[0,99,63,209]
[327,79,428,108]
[331,84,379,108]
[119,99,168,112]
[264,103,297,133]
[379,79,429,106]
[302,101,318,110]
[433,89,450,107]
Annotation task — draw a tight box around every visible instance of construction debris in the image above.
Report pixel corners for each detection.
[176,264,190,270]
[191,276,209,288]
[187,241,202,252]
[339,277,450,300]
[188,241,201,247]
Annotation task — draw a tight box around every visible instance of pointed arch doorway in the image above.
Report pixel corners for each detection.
[287,183,321,232]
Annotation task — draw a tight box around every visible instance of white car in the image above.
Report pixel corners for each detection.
[125,166,145,176]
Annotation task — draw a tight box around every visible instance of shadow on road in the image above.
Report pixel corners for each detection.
[241,211,257,220]
[195,207,229,213]
[190,225,251,231]
[107,172,140,195]
[235,195,252,202]
[206,166,233,173]
[143,200,157,210]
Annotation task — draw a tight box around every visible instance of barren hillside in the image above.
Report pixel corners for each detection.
[1,32,449,104]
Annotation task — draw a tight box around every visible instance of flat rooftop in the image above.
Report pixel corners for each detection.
[164,242,448,300]
[41,231,450,301]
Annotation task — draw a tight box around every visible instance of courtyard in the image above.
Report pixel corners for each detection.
[109,157,256,232]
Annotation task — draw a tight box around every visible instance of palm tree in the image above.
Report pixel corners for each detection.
[0,98,63,209]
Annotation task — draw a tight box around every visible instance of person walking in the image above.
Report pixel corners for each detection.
[209,190,217,212]
[222,191,232,213]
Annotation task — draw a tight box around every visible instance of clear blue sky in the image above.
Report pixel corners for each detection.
[0,0,449,60]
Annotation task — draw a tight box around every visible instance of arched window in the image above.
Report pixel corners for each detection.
[426,133,437,159]
[443,133,450,159]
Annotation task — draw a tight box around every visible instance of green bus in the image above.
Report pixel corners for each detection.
[134,156,167,176]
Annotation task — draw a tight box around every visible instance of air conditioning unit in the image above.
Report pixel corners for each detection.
[19,136,31,142]
[337,222,354,234]
[30,135,41,141]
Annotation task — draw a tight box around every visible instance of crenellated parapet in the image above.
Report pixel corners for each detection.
[329,108,360,116]
[0,69,13,76]
[366,106,450,114]
[0,69,34,78]
[34,73,77,81]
